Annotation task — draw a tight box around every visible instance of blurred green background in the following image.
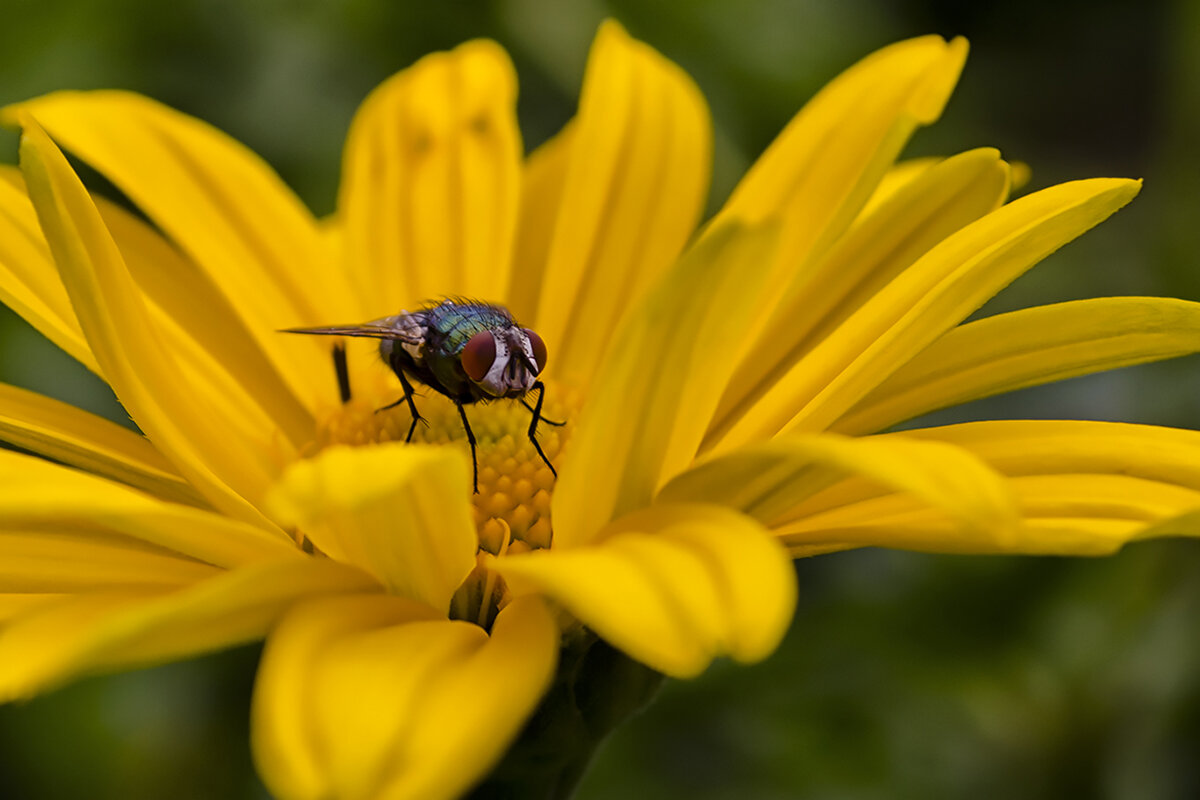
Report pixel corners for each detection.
[0,0,1198,797]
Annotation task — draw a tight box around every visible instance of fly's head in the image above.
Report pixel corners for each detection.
[460,325,547,398]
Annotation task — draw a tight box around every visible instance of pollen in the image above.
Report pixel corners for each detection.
[312,379,578,554]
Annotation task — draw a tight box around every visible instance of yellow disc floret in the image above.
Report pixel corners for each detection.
[312,378,577,555]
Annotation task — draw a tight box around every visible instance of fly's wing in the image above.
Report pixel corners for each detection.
[280,323,422,344]
[280,312,429,346]
[281,314,431,405]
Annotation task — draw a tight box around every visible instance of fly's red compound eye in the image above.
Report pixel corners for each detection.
[523,328,547,373]
[462,331,497,381]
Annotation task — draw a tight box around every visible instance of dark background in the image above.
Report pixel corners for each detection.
[0,1,1197,797]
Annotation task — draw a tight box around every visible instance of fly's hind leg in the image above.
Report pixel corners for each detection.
[332,343,351,403]
[376,370,427,443]
[524,381,558,479]
[454,401,480,493]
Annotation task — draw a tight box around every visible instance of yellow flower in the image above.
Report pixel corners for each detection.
[0,19,1198,799]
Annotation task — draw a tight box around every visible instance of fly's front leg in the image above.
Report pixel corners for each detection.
[455,401,480,493]
[520,397,564,426]
[376,370,426,443]
[525,381,558,478]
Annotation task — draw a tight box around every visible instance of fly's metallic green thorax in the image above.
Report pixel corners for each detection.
[280,298,557,492]
[393,301,526,403]
[426,301,516,356]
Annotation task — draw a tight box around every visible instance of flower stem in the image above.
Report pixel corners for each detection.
[467,632,665,799]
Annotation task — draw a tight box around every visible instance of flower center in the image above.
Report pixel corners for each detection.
[312,377,578,555]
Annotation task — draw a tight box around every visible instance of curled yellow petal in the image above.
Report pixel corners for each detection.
[498,505,796,678]
[252,594,443,800]
[266,444,477,613]
[390,596,557,800]
[252,594,557,800]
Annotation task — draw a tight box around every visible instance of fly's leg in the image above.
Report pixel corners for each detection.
[376,370,426,443]
[525,381,558,478]
[332,342,351,403]
[520,397,564,426]
[455,401,480,493]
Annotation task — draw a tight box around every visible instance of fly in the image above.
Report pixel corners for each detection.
[283,299,559,493]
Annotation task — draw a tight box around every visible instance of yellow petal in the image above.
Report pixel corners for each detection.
[265,444,477,613]
[708,147,1010,445]
[0,166,97,371]
[861,155,1027,215]
[0,449,296,567]
[535,20,711,384]
[0,272,94,371]
[661,431,1018,541]
[902,419,1200,490]
[1132,508,1200,543]
[552,221,777,548]
[710,35,967,326]
[18,117,279,527]
[779,474,1200,556]
[833,297,1200,434]
[0,594,65,623]
[0,167,303,492]
[339,39,521,311]
[0,381,202,505]
[0,557,376,701]
[1009,161,1033,191]
[714,178,1141,449]
[1,90,350,403]
[253,594,443,800]
[777,420,1200,555]
[380,596,557,800]
[507,123,573,324]
[97,197,315,447]
[796,418,1200,524]
[0,167,74,323]
[0,531,220,592]
[499,504,794,678]
[857,156,942,217]
[252,594,557,800]
[720,35,965,224]
[0,165,315,443]
[1011,475,1200,545]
